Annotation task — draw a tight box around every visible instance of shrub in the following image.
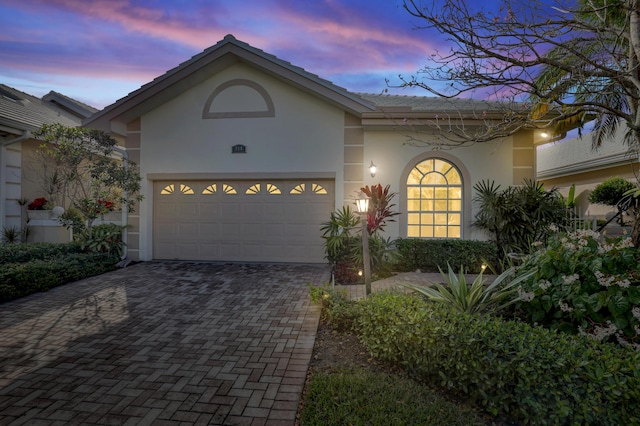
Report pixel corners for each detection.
[0,242,84,264]
[354,292,640,425]
[0,252,118,303]
[514,229,640,347]
[473,179,569,255]
[394,238,499,273]
[308,283,359,331]
[79,223,127,257]
[589,177,636,206]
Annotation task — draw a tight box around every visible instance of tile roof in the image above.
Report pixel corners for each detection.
[85,34,376,128]
[357,93,508,113]
[0,84,90,133]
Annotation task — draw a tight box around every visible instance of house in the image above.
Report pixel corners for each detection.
[80,34,543,263]
[536,126,640,219]
[0,84,97,242]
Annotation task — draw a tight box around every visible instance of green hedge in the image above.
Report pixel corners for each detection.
[0,244,118,303]
[352,292,640,425]
[394,238,499,273]
[0,242,84,263]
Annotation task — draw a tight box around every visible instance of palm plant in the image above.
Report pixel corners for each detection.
[404,264,535,315]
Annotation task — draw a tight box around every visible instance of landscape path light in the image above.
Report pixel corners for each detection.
[355,191,372,296]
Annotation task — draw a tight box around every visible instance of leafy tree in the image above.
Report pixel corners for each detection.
[400,0,640,147]
[399,0,640,243]
[589,177,636,206]
[32,123,143,237]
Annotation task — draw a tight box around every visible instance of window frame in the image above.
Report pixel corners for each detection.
[399,152,472,239]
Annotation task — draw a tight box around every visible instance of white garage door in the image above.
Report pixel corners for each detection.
[153,179,334,263]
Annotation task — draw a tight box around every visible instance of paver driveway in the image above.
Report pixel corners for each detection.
[0,262,329,425]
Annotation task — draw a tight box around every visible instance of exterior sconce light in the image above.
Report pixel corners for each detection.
[369,161,377,178]
[541,132,549,138]
[355,191,372,295]
[51,206,65,218]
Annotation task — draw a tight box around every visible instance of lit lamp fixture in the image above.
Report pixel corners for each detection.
[355,191,372,295]
[541,132,549,138]
[369,161,377,178]
[51,206,65,218]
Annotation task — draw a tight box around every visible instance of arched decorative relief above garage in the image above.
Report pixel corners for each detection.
[202,79,275,119]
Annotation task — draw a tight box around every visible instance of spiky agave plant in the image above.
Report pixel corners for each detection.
[404,264,535,315]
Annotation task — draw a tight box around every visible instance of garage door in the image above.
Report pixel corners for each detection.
[153,179,334,263]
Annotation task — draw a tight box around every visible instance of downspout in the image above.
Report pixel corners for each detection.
[112,145,129,261]
[0,130,31,232]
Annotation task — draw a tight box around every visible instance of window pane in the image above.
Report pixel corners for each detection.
[408,213,420,225]
[448,227,461,238]
[407,187,421,198]
[446,168,461,184]
[421,187,435,199]
[434,226,447,238]
[408,169,423,184]
[408,226,420,237]
[434,200,447,211]
[448,214,461,225]
[449,187,462,199]
[421,226,434,238]
[449,200,461,210]
[421,213,433,225]
[424,172,446,185]
[421,200,434,211]
[416,160,434,175]
[434,214,448,225]
[435,188,447,199]
[408,200,421,211]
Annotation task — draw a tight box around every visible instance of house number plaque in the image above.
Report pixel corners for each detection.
[232,144,247,154]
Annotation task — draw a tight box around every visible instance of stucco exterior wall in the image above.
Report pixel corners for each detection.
[363,131,514,241]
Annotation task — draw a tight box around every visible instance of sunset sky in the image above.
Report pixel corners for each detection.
[0,0,456,109]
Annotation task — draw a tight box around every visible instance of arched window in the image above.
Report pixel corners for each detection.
[406,158,462,238]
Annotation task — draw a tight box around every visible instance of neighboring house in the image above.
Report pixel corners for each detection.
[0,84,97,241]
[83,34,544,263]
[537,126,640,218]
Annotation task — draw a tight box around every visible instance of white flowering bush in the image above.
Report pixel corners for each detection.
[515,229,640,348]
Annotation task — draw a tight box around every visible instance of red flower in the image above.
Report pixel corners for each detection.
[28,197,49,210]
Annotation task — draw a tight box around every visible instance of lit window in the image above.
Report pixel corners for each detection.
[246,184,261,195]
[312,183,327,194]
[160,184,194,195]
[290,184,305,194]
[406,158,462,238]
[160,184,174,195]
[222,184,237,194]
[266,183,281,194]
[202,184,217,194]
[290,183,327,194]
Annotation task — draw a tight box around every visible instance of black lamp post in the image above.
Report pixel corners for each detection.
[355,191,371,296]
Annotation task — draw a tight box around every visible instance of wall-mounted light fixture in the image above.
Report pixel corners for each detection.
[540,132,549,138]
[369,161,377,178]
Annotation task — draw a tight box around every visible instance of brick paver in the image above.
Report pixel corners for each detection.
[0,262,328,425]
